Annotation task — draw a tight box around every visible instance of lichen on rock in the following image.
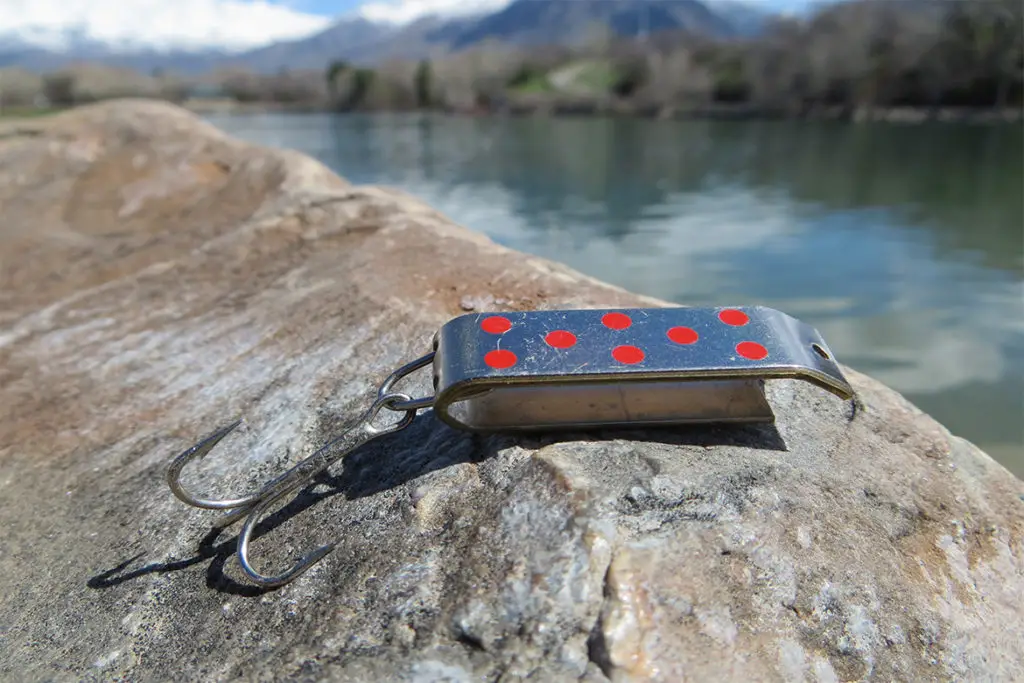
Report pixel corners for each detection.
[0,100,1021,682]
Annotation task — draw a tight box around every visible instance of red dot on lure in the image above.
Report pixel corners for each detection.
[612,345,645,364]
[718,309,750,326]
[736,341,768,360]
[667,326,699,345]
[481,316,512,334]
[602,312,632,330]
[484,349,518,368]
[545,330,577,349]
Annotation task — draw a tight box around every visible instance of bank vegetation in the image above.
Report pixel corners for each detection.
[2,0,1020,122]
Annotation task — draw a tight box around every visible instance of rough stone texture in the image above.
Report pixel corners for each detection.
[0,100,1021,683]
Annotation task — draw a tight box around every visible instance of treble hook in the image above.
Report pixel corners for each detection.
[166,351,435,588]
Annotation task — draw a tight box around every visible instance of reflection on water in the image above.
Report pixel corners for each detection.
[205,112,1024,475]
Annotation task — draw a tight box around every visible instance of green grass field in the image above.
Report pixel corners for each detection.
[506,59,625,98]
[569,61,621,92]
[508,73,554,95]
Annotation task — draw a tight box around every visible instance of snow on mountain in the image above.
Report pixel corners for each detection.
[357,0,513,25]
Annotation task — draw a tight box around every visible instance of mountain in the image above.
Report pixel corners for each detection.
[219,18,396,72]
[709,1,776,36]
[0,26,232,73]
[436,0,737,50]
[228,13,494,71]
[0,0,784,74]
[243,0,763,72]
[0,43,228,74]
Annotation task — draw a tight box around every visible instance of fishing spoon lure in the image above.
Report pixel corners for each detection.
[167,305,853,587]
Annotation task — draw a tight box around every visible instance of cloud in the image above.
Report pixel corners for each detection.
[0,0,333,51]
[357,0,511,24]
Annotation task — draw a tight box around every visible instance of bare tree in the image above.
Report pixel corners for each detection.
[361,59,418,110]
[0,68,44,107]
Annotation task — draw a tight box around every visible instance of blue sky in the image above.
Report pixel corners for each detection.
[292,0,363,14]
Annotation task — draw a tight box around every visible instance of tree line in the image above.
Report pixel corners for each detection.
[1,0,1019,119]
[324,0,1022,116]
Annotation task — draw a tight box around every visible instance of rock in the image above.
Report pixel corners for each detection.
[0,99,1021,682]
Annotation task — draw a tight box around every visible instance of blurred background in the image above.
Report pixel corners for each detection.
[2,0,1021,473]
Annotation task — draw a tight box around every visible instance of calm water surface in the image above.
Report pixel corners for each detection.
[204,112,1024,476]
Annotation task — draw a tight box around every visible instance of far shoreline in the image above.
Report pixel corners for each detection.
[179,98,1024,126]
[3,98,1021,127]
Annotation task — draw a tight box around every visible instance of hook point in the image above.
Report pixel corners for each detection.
[304,544,335,565]
[166,417,260,511]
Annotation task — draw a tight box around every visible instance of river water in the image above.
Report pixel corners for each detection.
[203,112,1024,476]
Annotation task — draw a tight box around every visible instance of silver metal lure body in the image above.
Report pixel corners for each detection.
[166,306,853,587]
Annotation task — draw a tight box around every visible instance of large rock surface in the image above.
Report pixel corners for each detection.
[0,100,1021,683]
